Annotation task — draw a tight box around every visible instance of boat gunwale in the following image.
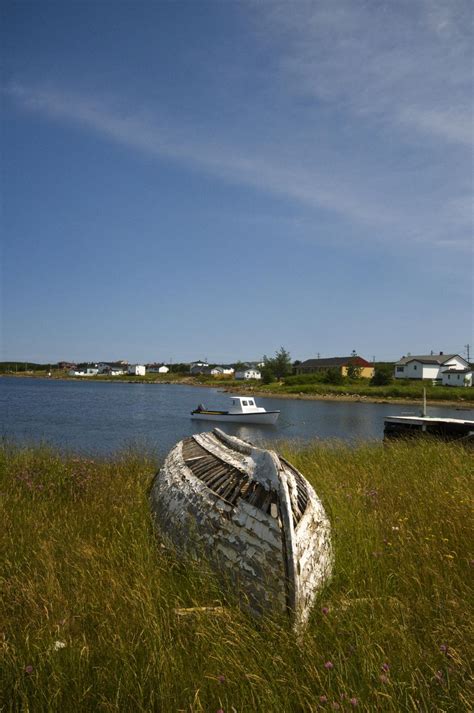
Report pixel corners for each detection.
[190,409,281,416]
[179,434,280,513]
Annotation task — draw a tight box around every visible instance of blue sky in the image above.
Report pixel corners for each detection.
[1,0,472,364]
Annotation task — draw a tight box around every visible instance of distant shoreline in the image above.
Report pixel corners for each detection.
[2,372,474,409]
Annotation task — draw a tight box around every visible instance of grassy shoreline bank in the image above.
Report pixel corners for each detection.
[1,440,472,711]
[2,372,474,408]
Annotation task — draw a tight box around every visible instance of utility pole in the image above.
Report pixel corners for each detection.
[465,344,471,362]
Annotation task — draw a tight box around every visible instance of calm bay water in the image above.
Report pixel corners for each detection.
[1,377,472,458]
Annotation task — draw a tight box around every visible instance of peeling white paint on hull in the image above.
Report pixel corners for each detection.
[150,428,333,628]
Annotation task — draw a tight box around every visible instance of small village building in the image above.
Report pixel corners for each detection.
[235,369,262,380]
[58,362,76,370]
[394,353,468,381]
[147,364,170,374]
[128,364,146,376]
[210,366,235,377]
[440,368,473,387]
[109,366,125,375]
[190,361,209,375]
[295,356,374,379]
[98,362,126,375]
[68,367,99,376]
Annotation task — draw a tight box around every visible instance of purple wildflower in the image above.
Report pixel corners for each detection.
[322,607,329,615]
[24,665,33,674]
[324,661,334,670]
[381,662,390,672]
[350,698,358,707]
[440,644,448,654]
[218,674,226,684]
[319,695,328,704]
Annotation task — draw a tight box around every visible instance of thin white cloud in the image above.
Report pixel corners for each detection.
[5,81,472,252]
[399,107,473,146]
[5,2,473,255]
[6,83,399,229]
[256,0,473,146]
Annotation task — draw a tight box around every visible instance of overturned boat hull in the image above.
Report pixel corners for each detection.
[150,428,332,628]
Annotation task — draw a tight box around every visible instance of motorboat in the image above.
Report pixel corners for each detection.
[191,395,280,425]
[384,388,474,444]
[384,415,474,444]
[150,428,333,629]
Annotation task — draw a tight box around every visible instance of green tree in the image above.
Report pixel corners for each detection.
[169,363,189,373]
[346,350,363,380]
[371,365,393,386]
[347,361,362,380]
[324,367,345,385]
[261,364,276,384]
[266,347,292,379]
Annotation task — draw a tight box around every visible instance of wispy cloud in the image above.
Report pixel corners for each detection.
[256,0,473,146]
[6,83,399,228]
[5,79,472,253]
[5,0,473,256]
[399,106,473,146]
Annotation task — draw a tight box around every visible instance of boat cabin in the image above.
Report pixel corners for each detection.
[228,396,265,414]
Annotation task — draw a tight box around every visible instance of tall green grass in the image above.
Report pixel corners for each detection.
[1,440,472,712]
[273,378,471,402]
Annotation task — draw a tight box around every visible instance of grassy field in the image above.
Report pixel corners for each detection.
[178,375,474,405]
[268,379,472,403]
[1,439,472,712]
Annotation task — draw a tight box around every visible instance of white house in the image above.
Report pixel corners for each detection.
[98,362,126,375]
[210,366,235,377]
[109,366,125,375]
[147,364,170,374]
[68,367,99,376]
[235,369,262,380]
[394,353,469,381]
[441,368,473,387]
[128,364,146,376]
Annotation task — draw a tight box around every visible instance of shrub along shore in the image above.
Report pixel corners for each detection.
[1,440,472,712]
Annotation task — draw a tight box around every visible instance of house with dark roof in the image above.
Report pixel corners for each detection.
[97,361,127,375]
[295,356,374,378]
[394,353,468,381]
[189,361,210,375]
